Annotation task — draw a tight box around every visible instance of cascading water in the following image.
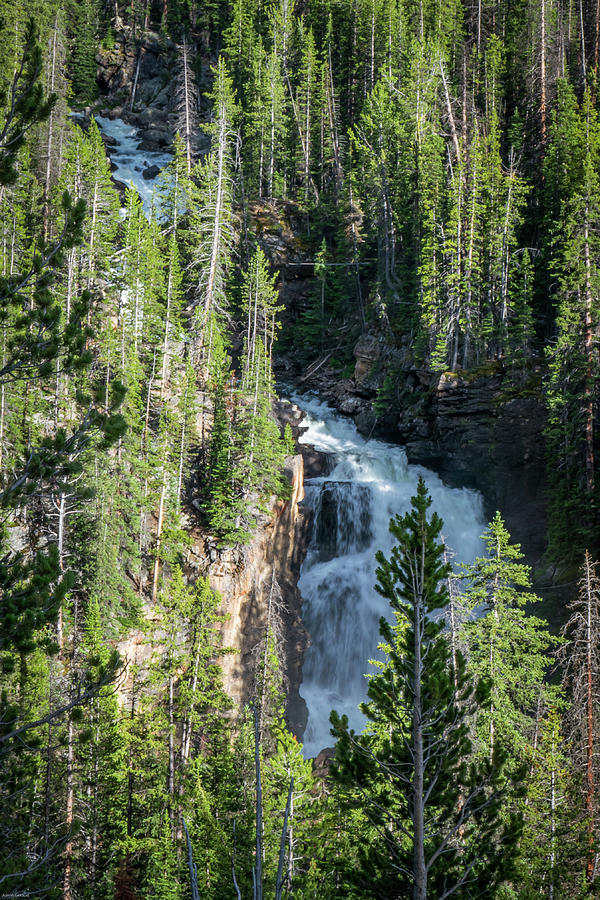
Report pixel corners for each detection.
[95,115,171,213]
[94,120,487,762]
[291,393,487,758]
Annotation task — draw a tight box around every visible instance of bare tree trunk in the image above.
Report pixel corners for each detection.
[204,91,226,321]
[232,819,243,900]
[160,254,174,398]
[370,0,376,90]
[580,0,588,85]
[305,64,313,204]
[540,0,547,147]
[180,39,194,173]
[549,735,556,900]
[585,552,596,882]
[56,491,66,651]
[268,63,276,198]
[183,817,200,900]
[583,198,595,506]
[130,47,144,111]
[284,71,319,204]
[275,778,294,900]
[596,0,600,72]
[499,157,515,348]
[413,578,427,899]
[326,45,343,194]
[151,472,166,604]
[168,674,175,835]
[43,16,59,235]
[253,705,263,900]
[63,717,74,900]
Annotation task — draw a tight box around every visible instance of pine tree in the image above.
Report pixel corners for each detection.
[189,56,237,372]
[331,478,520,899]
[558,552,600,885]
[459,513,559,765]
[546,88,600,559]
[515,706,590,899]
[174,37,200,174]
[68,0,99,103]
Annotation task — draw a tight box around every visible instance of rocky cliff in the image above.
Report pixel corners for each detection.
[300,336,549,577]
[197,453,310,733]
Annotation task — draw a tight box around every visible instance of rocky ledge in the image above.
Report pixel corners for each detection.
[295,335,548,578]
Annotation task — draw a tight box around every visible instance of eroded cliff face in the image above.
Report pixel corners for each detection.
[196,454,310,734]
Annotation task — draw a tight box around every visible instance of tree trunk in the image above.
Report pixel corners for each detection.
[585,552,596,882]
[63,717,74,900]
[275,777,294,900]
[253,705,263,900]
[168,674,175,836]
[583,197,595,507]
[413,571,427,899]
[541,0,547,146]
[580,0,587,85]
[151,471,166,604]
[181,39,194,173]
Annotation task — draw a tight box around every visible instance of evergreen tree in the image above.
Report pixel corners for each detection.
[189,56,237,372]
[331,478,520,899]
[559,552,600,887]
[459,512,559,767]
[515,706,590,899]
[545,88,600,559]
[68,0,99,103]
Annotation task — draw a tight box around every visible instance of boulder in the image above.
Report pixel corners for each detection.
[142,164,161,180]
[139,47,164,81]
[136,105,168,129]
[301,446,335,479]
[138,127,173,150]
[354,332,382,386]
[106,105,125,120]
[339,396,362,416]
[152,85,171,110]
[136,76,166,106]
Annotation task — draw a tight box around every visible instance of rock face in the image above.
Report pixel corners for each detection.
[402,369,547,565]
[249,201,317,335]
[195,455,311,735]
[297,336,548,572]
[97,31,170,104]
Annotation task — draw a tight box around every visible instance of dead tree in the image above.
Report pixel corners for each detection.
[558,551,600,883]
[175,38,200,174]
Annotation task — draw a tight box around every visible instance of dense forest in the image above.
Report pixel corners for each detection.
[3,0,600,896]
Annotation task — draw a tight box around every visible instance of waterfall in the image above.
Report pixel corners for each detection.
[94,123,487,761]
[291,394,486,758]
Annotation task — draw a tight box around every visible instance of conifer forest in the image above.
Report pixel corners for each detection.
[7,0,600,896]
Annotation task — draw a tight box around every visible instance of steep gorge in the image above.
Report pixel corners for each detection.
[93,41,554,750]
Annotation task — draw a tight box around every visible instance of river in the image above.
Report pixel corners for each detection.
[95,115,487,760]
[290,393,486,758]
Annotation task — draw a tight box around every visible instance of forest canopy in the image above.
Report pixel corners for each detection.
[1,0,600,897]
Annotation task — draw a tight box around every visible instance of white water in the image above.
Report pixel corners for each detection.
[291,394,486,758]
[95,115,172,213]
[93,120,487,760]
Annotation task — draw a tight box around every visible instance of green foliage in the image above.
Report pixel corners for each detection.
[331,479,520,897]
[2,4,600,897]
[68,0,99,102]
[459,513,560,768]
[545,86,600,560]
